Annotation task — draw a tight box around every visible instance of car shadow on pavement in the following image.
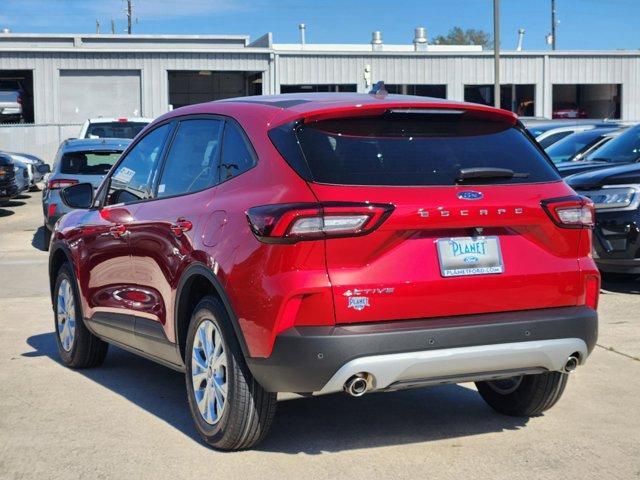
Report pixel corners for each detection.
[261,386,528,454]
[0,207,16,217]
[601,278,639,295]
[31,226,47,251]
[25,332,201,442]
[25,332,529,452]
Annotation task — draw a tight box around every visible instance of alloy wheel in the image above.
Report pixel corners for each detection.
[191,319,228,425]
[485,376,523,395]
[56,278,76,352]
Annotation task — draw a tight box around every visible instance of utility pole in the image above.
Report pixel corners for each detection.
[126,0,133,34]
[493,0,500,108]
[551,0,557,50]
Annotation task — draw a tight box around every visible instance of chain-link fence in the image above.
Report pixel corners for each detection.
[0,123,82,164]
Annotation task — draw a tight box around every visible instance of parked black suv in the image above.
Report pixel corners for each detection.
[567,163,640,276]
[0,153,19,206]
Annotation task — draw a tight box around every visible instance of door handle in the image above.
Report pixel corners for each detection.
[109,224,129,239]
[170,218,193,237]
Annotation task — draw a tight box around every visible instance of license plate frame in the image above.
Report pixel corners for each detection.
[436,236,504,277]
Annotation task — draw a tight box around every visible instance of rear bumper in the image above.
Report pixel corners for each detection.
[246,306,598,393]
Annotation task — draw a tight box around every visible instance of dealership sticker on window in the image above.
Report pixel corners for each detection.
[113,167,135,183]
[158,184,165,193]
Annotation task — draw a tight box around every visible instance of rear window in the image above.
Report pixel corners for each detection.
[85,122,148,139]
[545,131,602,164]
[270,114,559,186]
[60,151,122,175]
[585,125,640,164]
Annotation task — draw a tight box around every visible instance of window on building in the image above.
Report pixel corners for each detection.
[385,84,447,98]
[0,70,34,124]
[552,84,621,119]
[168,71,262,109]
[280,84,357,93]
[464,84,535,116]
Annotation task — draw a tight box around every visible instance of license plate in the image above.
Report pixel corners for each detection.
[436,236,504,277]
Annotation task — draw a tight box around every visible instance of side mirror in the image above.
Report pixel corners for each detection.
[36,163,51,174]
[61,183,94,209]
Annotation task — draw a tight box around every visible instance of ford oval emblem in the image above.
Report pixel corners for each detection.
[458,191,483,200]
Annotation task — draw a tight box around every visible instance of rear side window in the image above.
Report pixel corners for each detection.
[85,122,148,139]
[219,121,257,181]
[271,114,559,186]
[157,119,223,198]
[59,151,122,175]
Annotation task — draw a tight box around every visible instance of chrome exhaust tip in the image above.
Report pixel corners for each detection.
[564,355,579,373]
[344,374,369,397]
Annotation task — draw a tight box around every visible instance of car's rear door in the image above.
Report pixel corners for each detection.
[283,110,587,324]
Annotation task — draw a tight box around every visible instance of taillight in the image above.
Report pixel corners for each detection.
[541,196,594,228]
[48,178,78,190]
[47,203,57,218]
[246,202,394,243]
[584,274,600,310]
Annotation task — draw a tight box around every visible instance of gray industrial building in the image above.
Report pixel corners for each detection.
[0,30,638,158]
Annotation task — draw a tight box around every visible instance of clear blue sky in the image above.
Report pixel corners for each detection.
[1,0,638,51]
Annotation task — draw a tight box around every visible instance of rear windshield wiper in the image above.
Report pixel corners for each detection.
[456,167,529,183]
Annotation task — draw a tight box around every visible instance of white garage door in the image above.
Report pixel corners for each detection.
[59,70,142,123]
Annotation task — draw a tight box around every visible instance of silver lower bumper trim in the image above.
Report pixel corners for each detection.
[318,338,588,394]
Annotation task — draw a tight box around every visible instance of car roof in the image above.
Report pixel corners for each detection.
[154,93,518,128]
[61,138,132,153]
[527,120,620,134]
[564,127,621,138]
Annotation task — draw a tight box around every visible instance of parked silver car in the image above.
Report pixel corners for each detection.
[11,159,30,194]
[3,152,50,190]
[42,138,130,246]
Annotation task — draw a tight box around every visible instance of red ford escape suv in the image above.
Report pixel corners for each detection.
[49,93,599,450]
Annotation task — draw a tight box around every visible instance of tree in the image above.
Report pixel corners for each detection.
[431,27,492,48]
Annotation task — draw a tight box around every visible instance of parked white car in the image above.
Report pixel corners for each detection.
[78,117,153,139]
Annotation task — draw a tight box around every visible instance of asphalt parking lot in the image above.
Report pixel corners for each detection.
[1,192,639,480]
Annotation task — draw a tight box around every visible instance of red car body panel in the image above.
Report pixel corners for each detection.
[53,93,599,360]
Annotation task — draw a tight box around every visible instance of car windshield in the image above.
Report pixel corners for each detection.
[585,125,640,163]
[272,113,560,186]
[85,122,148,139]
[59,150,122,175]
[545,130,606,164]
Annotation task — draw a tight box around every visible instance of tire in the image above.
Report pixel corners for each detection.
[54,263,108,368]
[476,371,569,417]
[602,272,636,283]
[43,223,51,251]
[185,295,277,451]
